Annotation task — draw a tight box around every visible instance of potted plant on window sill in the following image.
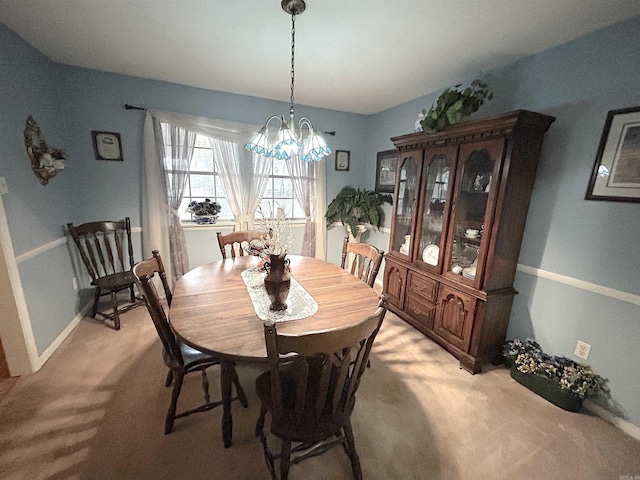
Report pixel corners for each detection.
[187,199,222,225]
[502,339,607,412]
[325,186,392,242]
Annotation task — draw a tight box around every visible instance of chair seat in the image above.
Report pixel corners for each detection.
[180,342,221,368]
[92,270,136,291]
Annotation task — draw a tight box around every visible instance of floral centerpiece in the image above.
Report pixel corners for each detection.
[187,199,221,224]
[256,203,293,259]
[256,203,294,311]
[503,339,606,411]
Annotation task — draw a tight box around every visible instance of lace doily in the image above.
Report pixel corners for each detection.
[241,268,318,323]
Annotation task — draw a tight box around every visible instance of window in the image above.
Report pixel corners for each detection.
[160,126,305,222]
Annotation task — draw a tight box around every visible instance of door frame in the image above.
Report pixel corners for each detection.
[0,193,38,376]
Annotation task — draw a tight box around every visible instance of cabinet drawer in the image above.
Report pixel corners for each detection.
[405,295,436,330]
[407,272,438,303]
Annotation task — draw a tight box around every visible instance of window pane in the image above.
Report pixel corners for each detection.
[191,147,214,171]
[273,160,287,176]
[262,178,274,199]
[293,200,305,219]
[190,174,215,197]
[273,178,293,198]
[217,197,232,219]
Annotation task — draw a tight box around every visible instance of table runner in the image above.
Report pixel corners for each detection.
[241,267,318,323]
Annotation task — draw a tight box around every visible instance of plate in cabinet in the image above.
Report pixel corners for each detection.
[422,245,439,266]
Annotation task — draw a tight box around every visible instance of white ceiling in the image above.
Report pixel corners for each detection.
[1,0,640,115]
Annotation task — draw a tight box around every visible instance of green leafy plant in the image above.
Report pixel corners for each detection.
[420,78,493,133]
[503,339,607,399]
[186,198,221,217]
[325,186,392,236]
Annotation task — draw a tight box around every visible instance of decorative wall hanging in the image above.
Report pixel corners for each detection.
[92,131,123,161]
[24,116,67,186]
[375,150,397,193]
[586,106,640,202]
[335,150,350,171]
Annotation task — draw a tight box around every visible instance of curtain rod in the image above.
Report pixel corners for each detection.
[124,104,146,111]
[124,103,335,135]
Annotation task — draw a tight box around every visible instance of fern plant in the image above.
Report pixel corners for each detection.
[325,186,392,236]
[420,78,493,133]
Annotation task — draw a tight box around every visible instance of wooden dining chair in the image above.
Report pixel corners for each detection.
[67,217,143,330]
[254,296,387,480]
[340,236,385,288]
[134,268,248,434]
[217,230,265,259]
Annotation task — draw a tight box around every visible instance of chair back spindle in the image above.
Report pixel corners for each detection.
[340,236,384,288]
[217,230,265,259]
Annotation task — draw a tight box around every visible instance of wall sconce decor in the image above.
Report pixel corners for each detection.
[24,116,67,186]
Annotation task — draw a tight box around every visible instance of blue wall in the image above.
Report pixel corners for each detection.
[1,15,639,426]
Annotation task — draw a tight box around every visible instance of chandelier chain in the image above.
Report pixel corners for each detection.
[290,13,296,111]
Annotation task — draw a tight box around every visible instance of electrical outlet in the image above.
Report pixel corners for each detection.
[574,340,591,360]
[72,277,78,290]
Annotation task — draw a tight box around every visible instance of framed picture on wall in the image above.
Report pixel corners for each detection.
[375,150,397,193]
[586,106,640,202]
[92,131,123,161]
[335,150,350,171]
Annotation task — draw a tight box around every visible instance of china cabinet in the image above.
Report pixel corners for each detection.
[384,110,555,373]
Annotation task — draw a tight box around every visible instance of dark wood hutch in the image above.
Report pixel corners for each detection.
[383,110,555,373]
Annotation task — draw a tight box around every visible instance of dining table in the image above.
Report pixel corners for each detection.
[169,254,381,447]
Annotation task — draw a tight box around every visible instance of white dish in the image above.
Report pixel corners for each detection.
[422,245,439,266]
[462,266,477,280]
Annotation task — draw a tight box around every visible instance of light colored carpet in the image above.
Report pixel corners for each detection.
[1,305,639,480]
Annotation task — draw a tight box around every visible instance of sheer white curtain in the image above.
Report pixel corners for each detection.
[285,158,326,259]
[143,110,262,284]
[143,114,195,283]
[209,138,270,231]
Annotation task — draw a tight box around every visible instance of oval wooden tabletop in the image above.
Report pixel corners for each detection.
[170,255,381,362]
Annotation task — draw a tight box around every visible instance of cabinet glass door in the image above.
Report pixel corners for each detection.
[391,150,421,257]
[415,146,457,271]
[446,140,503,285]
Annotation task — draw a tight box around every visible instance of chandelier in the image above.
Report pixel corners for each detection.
[245,0,331,162]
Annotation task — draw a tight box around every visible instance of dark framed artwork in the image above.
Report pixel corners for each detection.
[586,106,640,202]
[375,150,397,193]
[92,131,123,161]
[335,150,350,171]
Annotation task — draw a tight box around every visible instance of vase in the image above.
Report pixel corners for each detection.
[510,366,583,412]
[194,215,217,225]
[263,254,291,311]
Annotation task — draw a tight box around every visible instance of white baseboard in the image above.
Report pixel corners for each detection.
[35,301,91,370]
[584,400,640,442]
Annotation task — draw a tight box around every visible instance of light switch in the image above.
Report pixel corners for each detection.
[0,177,8,195]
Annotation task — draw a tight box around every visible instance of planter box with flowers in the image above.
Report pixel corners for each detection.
[187,199,221,225]
[502,339,606,412]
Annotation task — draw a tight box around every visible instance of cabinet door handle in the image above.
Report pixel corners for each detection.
[412,307,423,315]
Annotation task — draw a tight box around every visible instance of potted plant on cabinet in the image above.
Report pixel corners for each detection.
[502,339,607,412]
[187,198,222,224]
[325,186,392,241]
[418,78,493,133]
